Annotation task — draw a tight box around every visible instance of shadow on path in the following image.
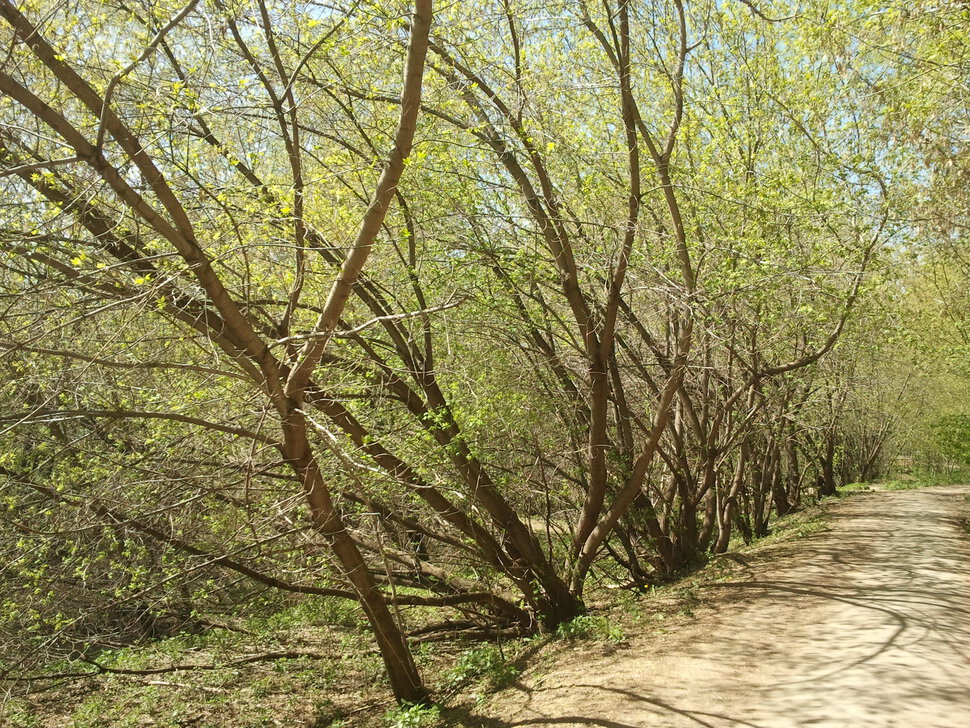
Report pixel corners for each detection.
[465,486,970,728]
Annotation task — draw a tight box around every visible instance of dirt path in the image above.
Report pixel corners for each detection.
[475,486,970,727]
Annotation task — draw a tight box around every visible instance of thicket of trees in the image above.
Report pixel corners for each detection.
[1,0,967,705]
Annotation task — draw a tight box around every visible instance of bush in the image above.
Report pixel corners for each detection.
[931,414,970,464]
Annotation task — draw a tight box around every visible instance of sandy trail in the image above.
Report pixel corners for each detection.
[476,486,970,727]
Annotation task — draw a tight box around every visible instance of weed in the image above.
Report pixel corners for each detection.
[310,698,348,727]
[441,644,520,692]
[555,615,625,644]
[2,698,40,728]
[615,586,646,617]
[675,587,700,618]
[734,509,827,552]
[249,676,274,698]
[247,596,364,634]
[383,701,441,728]
[881,480,931,491]
[72,695,113,728]
[879,466,970,490]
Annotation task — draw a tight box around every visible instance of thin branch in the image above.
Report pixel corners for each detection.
[0,341,248,381]
[737,0,794,23]
[0,409,278,445]
[285,0,433,397]
[96,0,202,149]
[275,296,464,343]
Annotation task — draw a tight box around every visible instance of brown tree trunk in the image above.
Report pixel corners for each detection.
[819,434,838,497]
[280,412,427,704]
[770,444,793,517]
[715,450,747,553]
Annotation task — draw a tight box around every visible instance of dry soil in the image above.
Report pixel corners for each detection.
[476,486,970,728]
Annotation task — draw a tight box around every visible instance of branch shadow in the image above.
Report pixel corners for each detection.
[453,488,970,727]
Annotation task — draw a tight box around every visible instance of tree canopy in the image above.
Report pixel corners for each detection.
[1,0,968,709]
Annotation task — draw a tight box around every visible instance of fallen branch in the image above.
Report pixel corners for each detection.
[2,650,331,683]
[142,679,225,693]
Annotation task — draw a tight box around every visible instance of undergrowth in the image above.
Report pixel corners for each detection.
[555,614,626,644]
[440,644,520,694]
[383,702,442,728]
[1,485,892,728]
[882,466,970,489]
[843,466,970,492]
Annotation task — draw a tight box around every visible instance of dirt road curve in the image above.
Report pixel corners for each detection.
[478,486,970,728]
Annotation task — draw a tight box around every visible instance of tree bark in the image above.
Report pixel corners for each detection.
[280,412,427,703]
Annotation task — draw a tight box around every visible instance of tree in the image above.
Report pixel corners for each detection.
[1,0,433,703]
[1,0,921,709]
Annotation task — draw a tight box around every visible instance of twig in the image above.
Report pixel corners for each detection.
[737,0,795,22]
[143,679,225,693]
[275,296,465,344]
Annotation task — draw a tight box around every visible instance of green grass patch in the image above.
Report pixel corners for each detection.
[841,466,970,494]
[724,506,830,554]
[839,482,872,492]
[383,701,442,728]
[1,697,40,728]
[555,614,626,644]
[440,644,520,693]
[881,467,970,489]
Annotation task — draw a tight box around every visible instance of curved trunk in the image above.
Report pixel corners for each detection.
[281,412,427,704]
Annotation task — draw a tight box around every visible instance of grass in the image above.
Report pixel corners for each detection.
[2,697,40,728]
[839,481,873,492]
[2,597,402,728]
[718,501,831,555]
[853,466,970,491]
[839,466,970,497]
[555,614,626,644]
[4,481,907,728]
[882,467,970,489]
[440,644,521,694]
[4,592,546,728]
[383,702,442,728]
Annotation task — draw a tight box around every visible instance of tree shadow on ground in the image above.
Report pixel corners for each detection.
[449,488,970,728]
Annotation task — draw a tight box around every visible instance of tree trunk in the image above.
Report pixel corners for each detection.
[715,450,746,553]
[281,412,427,704]
[819,434,838,497]
[770,444,793,517]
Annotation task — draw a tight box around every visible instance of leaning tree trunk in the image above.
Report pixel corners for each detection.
[715,448,747,553]
[281,413,427,704]
[819,433,838,497]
